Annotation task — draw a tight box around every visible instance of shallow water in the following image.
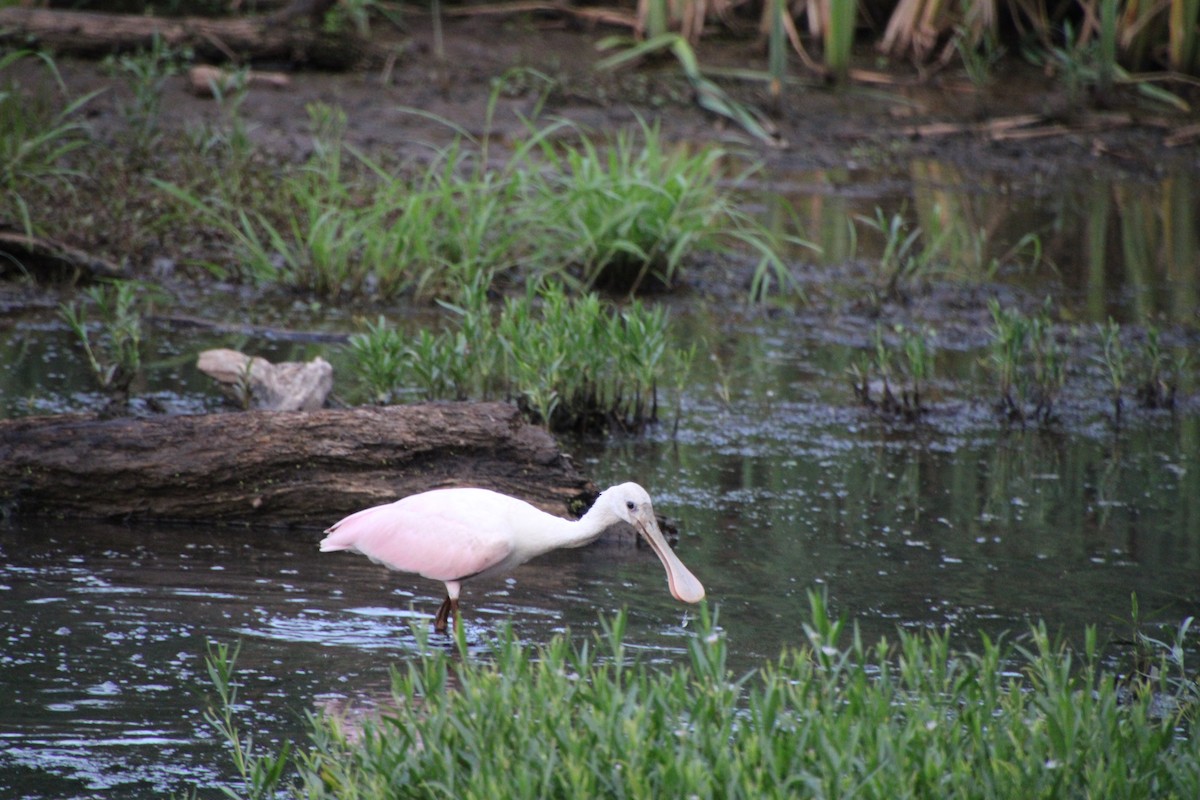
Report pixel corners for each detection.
[3,401,1197,798]
[2,160,1200,798]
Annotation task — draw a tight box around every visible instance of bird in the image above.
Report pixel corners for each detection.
[319,482,705,632]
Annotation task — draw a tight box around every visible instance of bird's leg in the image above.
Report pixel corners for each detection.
[433,595,452,633]
[432,597,451,633]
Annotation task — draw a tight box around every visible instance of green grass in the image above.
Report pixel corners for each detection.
[155,104,796,304]
[205,592,1200,799]
[0,51,96,236]
[527,118,799,299]
[102,34,189,163]
[347,280,692,432]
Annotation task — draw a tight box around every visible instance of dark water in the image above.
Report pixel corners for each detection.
[2,403,1197,798]
[2,165,1199,798]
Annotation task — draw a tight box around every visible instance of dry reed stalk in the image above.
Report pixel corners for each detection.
[880,0,949,60]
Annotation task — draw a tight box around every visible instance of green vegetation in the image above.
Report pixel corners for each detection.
[529,119,793,297]
[58,280,149,410]
[847,323,935,420]
[205,594,1200,800]
[348,280,691,432]
[856,206,948,305]
[0,51,95,236]
[157,104,793,304]
[103,35,190,162]
[596,35,787,148]
[985,297,1067,426]
[205,641,292,800]
[1098,316,1130,424]
[1135,326,1187,410]
[853,203,1044,308]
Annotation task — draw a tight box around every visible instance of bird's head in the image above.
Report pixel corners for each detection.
[600,483,705,604]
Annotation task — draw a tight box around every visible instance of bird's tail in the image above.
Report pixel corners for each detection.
[318,504,382,551]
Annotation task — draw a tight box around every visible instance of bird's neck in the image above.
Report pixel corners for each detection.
[529,501,614,551]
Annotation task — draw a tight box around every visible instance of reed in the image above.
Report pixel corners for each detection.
[600,0,1200,84]
[823,0,857,81]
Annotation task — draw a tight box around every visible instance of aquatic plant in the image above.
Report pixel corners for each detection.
[985,297,1065,426]
[204,641,292,800]
[346,281,688,433]
[205,593,1200,800]
[1098,316,1129,424]
[1135,326,1186,410]
[58,281,148,411]
[847,323,934,420]
[855,206,950,305]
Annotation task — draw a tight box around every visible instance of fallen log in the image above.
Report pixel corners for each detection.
[0,8,365,69]
[0,402,596,527]
[0,231,129,282]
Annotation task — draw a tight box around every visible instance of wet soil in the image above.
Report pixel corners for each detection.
[16,14,1200,188]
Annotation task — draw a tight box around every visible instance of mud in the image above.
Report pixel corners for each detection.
[18,14,1200,185]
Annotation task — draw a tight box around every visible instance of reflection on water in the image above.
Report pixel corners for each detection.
[766,161,1200,325]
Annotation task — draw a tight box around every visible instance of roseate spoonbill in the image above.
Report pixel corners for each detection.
[320,482,705,632]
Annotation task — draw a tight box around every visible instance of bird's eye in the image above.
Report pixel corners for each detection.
[625,500,636,511]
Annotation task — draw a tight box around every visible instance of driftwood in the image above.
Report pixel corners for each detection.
[188,64,291,96]
[0,231,128,282]
[0,402,596,527]
[0,8,365,69]
[197,348,333,411]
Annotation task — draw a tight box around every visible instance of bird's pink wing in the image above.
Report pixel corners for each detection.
[320,489,514,582]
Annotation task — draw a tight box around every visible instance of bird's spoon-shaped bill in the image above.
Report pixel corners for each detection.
[637,517,705,603]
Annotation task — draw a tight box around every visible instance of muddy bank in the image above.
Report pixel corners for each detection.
[8,13,1198,181]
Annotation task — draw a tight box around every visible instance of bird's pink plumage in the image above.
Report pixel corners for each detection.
[320,489,516,583]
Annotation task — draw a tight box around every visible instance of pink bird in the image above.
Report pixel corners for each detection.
[320,482,705,632]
